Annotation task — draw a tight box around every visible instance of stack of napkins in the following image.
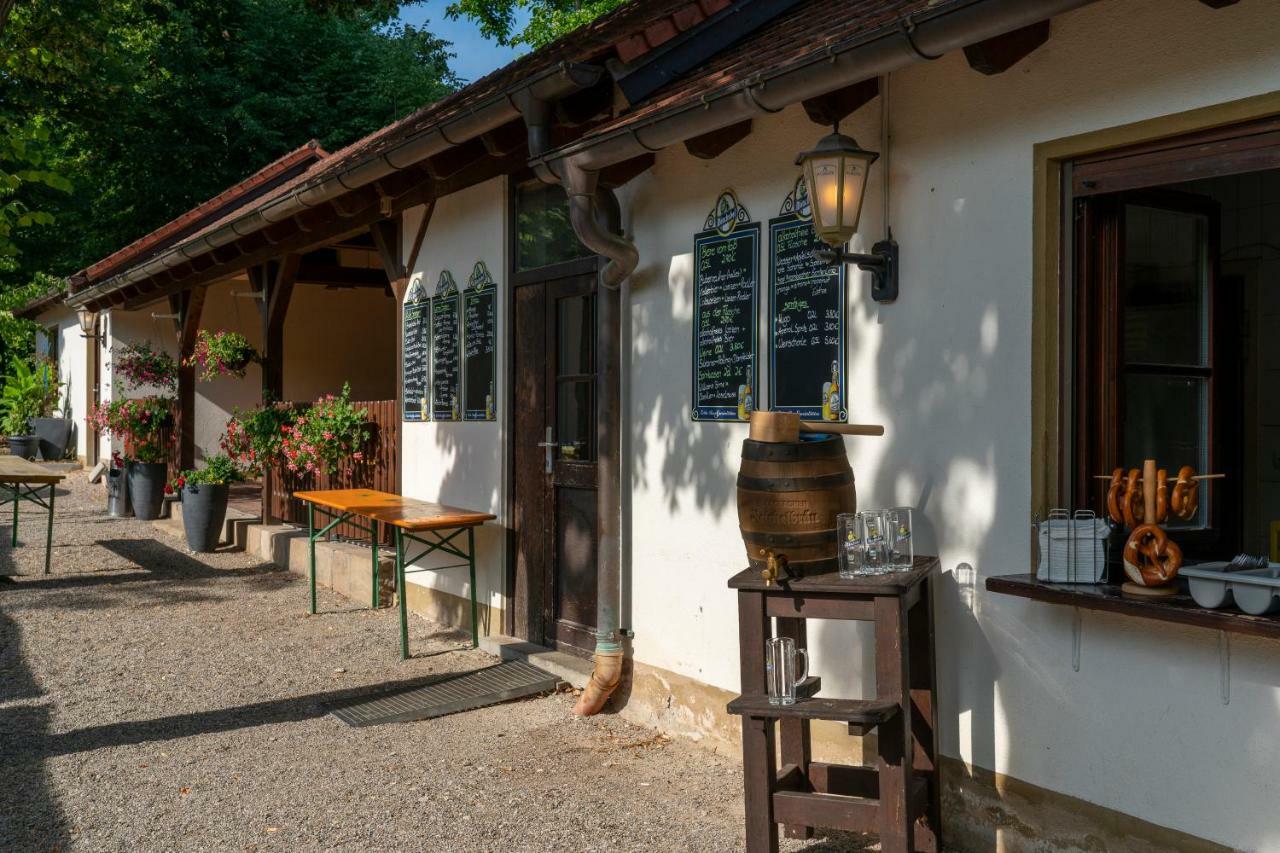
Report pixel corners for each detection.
[1036,517,1110,583]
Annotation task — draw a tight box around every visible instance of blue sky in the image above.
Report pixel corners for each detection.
[398,1,532,84]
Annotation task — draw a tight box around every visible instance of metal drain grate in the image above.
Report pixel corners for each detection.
[328,661,560,727]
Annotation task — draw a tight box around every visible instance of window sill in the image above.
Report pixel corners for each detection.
[986,574,1280,640]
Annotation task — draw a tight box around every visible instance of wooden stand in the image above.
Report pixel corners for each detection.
[727,558,941,853]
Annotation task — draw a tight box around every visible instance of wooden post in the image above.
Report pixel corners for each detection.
[256,255,299,523]
[170,287,206,472]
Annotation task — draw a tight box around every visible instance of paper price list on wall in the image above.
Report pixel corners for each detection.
[692,224,760,421]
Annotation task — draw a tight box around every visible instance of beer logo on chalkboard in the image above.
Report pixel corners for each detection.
[703,189,751,236]
[467,260,495,292]
[778,176,812,221]
[405,272,426,304]
[435,269,458,296]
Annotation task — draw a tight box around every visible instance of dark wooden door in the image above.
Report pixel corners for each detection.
[512,273,599,654]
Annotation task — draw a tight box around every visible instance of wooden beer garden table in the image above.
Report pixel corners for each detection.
[292,488,495,659]
[0,456,63,575]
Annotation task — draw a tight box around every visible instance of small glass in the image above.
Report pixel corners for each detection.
[885,507,914,571]
[765,636,809,706]
[837,512,864,578]
[860,509,890,574]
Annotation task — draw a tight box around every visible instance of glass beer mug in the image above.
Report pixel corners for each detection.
[766,636,809,706]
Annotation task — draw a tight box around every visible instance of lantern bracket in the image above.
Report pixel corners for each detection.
[815,237,898,303]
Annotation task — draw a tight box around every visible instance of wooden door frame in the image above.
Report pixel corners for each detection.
[504,179,608,643]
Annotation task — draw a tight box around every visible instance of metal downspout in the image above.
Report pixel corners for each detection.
[519,92,636,715]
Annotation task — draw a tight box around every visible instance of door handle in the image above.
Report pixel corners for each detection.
[535,426,555,474]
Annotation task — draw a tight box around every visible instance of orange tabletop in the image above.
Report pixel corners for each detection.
[0,456,65,485]
[292,488,495,531]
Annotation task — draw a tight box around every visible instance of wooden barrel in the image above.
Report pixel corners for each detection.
[736,434,856,577]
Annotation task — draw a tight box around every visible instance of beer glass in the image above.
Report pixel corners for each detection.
[837,512,865,578]
[765,636,809,706]
[860,509,890,574]
[885,507,914,571]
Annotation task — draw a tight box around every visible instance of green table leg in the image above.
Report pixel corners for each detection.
[467,526,478,648]
[371,520,380,609]
[44,484,54,575]
[397,527,409,660]
[308,502,317,615]
[11,485,18,547]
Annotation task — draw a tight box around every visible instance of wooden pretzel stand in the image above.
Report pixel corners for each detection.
[1097,460,1223,597]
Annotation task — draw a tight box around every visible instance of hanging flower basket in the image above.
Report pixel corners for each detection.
[184,330,261,381]
[111,341,178,392]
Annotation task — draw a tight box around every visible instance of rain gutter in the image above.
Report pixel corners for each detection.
[532,0,1100,180]
[68,62,603,309]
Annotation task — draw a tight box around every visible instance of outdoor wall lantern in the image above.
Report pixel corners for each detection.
[797,126,899,303]
[76,307,99,339]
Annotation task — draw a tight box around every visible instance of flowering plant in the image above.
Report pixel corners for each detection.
[280,384,370,476]
[185,330,259,382]
[112,341,177,391]
[167,453,245,495]
[89,396,174,463]
[220,400,296,477]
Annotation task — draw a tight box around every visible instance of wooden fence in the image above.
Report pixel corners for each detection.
[266,399,399,543]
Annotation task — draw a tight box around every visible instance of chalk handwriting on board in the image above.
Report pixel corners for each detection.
[769,177,846,421]
[402,273,430,421]
[431,270,460,421]
[693,189,760,422]
[463,261,497,421]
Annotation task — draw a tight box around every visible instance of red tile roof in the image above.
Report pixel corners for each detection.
[71,140,328,291]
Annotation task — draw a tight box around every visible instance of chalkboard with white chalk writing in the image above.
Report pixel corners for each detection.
[769,177,846,421]
[692,190,760,422]
[431,270,461,421]
[463,261,497,421]
[402,275,430,421]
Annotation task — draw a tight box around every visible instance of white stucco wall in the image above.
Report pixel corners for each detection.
[32,306,90,459]
[399,178,509,616]
[612,1,1280,849]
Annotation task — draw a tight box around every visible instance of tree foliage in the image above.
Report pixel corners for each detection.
[446,0,626,50]
[1,0,457,291]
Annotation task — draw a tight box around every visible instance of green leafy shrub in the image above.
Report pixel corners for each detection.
[168,453,245,494]
[89,396,174,463]
[221,400,296,477]
[280,384,370,475]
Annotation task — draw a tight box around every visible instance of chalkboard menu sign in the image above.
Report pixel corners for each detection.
[692,190,760,422]
[463,261,497,421]
[402,274,430,422]
[769,177,846,421]
[431,270,461,421]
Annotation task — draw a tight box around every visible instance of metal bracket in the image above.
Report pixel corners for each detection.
[815,237,899,303]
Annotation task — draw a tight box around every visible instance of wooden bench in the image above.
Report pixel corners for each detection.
[293,489,495,658]
[0,456,65,575]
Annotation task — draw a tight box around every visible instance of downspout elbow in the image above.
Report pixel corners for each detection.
[572,648,624,716]
[564,160,638,290]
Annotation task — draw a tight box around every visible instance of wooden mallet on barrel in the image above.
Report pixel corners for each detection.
[748,410,885,443]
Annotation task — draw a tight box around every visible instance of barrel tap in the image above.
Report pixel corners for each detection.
[759,549,792,586]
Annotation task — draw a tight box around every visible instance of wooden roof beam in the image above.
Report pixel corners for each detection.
[599,153,656,188]
[295,262,387,288]
[683,120,752,160]
[802,78,879,127]
[963,19,1051,76]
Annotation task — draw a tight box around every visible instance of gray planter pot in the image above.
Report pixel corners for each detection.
[7,435,39,460]
[180,483,229,553]
[126,461,167,520]
[32,417,73,461]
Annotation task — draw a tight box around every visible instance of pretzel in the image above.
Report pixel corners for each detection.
[1170,465,1199,521]
[1123,523,1183,587]
[1106,468,1125,524]
[1154,468,1169,524]
[1122,469,1144,529]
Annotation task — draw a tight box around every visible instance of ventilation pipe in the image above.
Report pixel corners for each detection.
[519,96,637,716]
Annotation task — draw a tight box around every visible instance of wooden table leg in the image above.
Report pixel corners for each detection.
[875,593,914,853]
[742,714,778,853]
[775,616,812,840]
[909,576,941,852]
[738,590,768,695]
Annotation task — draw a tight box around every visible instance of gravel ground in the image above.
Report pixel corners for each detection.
[0,471,881,853]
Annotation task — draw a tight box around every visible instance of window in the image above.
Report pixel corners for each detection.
[515,182,590,272]
[1069,137,1280,559]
